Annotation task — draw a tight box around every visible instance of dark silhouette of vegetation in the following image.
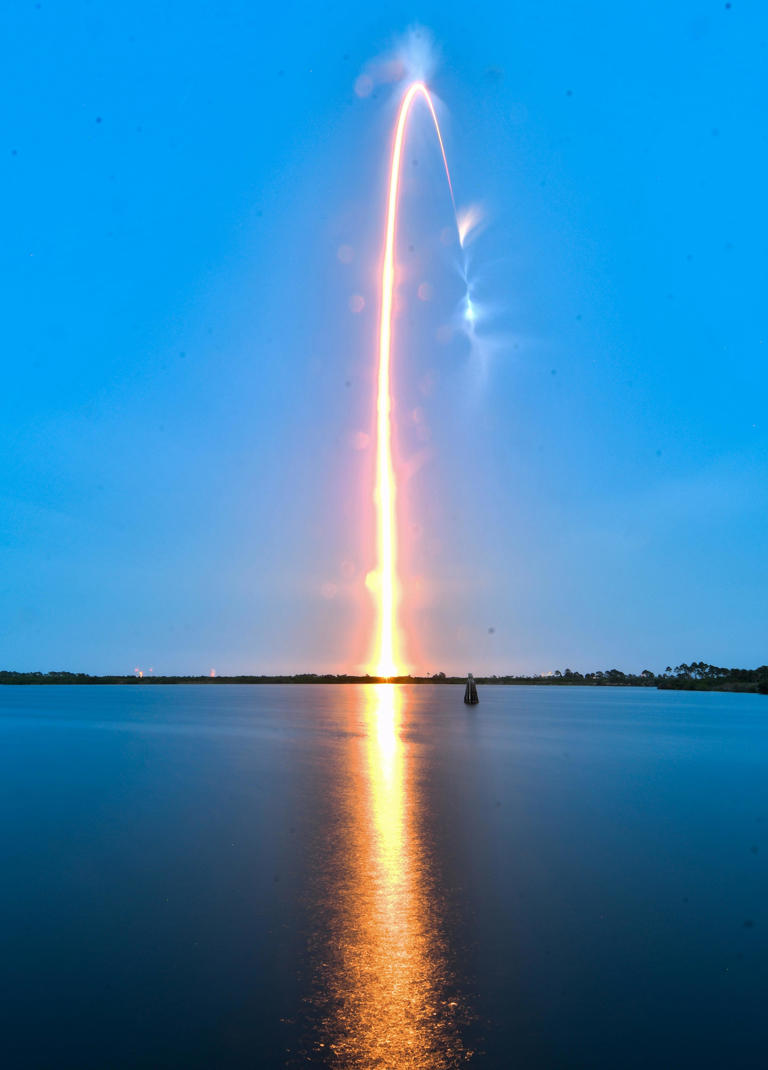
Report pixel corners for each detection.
[655,662,768,694]
[0,664,765,693]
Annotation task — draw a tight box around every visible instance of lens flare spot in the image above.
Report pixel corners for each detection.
[355,74,374,98]
[378,58,407,83]
[321,582,338,600]
[349,294,365,313]
[417,281,432,301]
[411,406,430,441]
[419,371,436,396]
[337,244,354,263]
[350,430,371,451]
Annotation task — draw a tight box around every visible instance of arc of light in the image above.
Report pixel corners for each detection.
[372,82,456,677]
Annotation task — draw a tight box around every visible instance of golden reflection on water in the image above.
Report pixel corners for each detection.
[316,684,470,1068]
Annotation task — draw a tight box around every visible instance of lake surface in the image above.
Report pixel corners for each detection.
[1,684,767,1068]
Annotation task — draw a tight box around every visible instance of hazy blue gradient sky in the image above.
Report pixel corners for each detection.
[1,1,766,675]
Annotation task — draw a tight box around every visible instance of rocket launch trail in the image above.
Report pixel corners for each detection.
[370,82,458,677]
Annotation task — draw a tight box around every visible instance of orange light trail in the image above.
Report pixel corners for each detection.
[370,82,457,678]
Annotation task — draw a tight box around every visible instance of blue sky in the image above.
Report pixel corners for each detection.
[1,1,766,674]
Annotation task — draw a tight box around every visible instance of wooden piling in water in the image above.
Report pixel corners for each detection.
[464,673,479,705]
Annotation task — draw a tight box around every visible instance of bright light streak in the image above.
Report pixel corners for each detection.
[371,82,458,677]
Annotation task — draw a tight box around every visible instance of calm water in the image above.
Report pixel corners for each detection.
[1,684,767,1068]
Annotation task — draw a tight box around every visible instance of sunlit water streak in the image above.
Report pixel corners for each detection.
[312,685,471,1067]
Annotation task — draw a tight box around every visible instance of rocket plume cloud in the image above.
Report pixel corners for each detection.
[355,25,441,98]
[457,203,484,248]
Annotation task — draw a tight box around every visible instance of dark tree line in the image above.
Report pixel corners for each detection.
[656,663,768,693]
[484,664,768,692]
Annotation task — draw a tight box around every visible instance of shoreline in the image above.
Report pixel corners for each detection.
[1,671,766,694]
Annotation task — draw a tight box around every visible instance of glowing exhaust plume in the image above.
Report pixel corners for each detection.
[457,203,483,247]
[370,82,457,677]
